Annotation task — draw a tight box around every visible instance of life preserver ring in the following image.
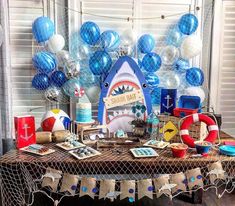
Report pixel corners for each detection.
[180,113,218,148]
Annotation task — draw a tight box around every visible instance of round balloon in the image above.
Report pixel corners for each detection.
[32,51,57,73]
[166,27,183,47]
[178,13,198,35]
[142,52,162,72]
[71,43,92,61]
[62,78,83,98]
[32,73,50,90]
[89,51,112,75]
[51,71,67,87]
[145,73,159,88]
[185,86,205,102]
[86,85,101,104]
[151,87,161,106]
[56,50,70,67]
[164,71,181,89]
[173,58,189,72]
[161,45,179,65]
[100,30,120,51]
[80,21,100,45]
[44,86,63,103]
[186,67,204,86]
[138,34,155,54]
[32,16,54,43]
[48,34,65,53]
[180,35,202,59]
[64,60,80,79]
[79,67,99,87]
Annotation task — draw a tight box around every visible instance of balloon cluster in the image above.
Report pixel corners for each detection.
[139,13,205,105]
[31,16,84,103]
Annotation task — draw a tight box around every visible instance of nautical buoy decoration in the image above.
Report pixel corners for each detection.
[180,113,218,148]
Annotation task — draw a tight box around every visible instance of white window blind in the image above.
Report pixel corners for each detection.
[211,0,235,136]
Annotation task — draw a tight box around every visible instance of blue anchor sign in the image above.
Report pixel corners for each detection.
[160,89,177,115]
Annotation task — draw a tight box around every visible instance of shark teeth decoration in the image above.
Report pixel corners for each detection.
[108,110,134,121]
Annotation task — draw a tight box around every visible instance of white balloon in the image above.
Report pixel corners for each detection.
[163,71,181,89]
[86,86,101,104]
[185,86,205,103]
[161,45,179,65]
[121,29,137,46]
[48,34,65,53]
[180,35,202,59]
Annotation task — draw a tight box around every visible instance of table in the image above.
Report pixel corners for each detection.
[0,132,235,206]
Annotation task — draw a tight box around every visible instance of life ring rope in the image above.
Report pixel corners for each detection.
[178,112,221,148]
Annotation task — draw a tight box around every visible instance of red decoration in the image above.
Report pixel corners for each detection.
[180,113,218,148]
[14,116,36,149]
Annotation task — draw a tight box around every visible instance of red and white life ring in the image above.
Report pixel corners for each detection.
[180,113,218,148]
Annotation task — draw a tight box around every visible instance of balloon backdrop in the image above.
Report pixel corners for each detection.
[173,58,189,72]
[89,51,112,75]
[186,67,204,86]
[166,27,183,47]
[86,86,101,104]
[178,14,198,35]
[51,71,67,87]
[32,16,54,43]
[138,34,155,54]
[100,30,120,51]
[161,45,179,65]
[80,21,100,45]
[32,73,50,90]
[48,34,65,53]
[181,35,202,59]
[62,78,81,98]
[145,73,160,88]
[44,87,63,103]
[185,86,205,103]
[32,51,57,73]
[151,87,161,106]
[142,52,162,72]
[163,71,181,89]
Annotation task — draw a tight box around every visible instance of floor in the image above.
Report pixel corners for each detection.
[26,188,235,206]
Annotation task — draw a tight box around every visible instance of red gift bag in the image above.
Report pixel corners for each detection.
[14,115,36,149]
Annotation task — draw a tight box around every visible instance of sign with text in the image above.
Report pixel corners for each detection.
[104,90,144,109]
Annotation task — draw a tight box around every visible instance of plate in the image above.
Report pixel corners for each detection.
[69,146,101,160]
[20,144,55,156]
[56,142,86,151]
[143,140,169,149]
[219,145,235,156]
[130,147,159,158]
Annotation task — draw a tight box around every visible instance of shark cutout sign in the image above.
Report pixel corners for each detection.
[98,56,152,133]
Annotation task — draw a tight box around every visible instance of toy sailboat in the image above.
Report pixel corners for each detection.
[98,56,152,132]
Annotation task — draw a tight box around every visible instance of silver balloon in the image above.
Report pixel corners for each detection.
[117,44,133,57]
[64,59,80,79]
[161,45,179,66]
[163,71,181,89]
[44,87,63,103]
[56,50,70,67]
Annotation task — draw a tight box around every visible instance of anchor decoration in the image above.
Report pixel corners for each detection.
[14,115,36,149]
[160,89,177,115]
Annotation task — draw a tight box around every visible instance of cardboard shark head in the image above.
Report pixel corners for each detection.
[98,56,152,132]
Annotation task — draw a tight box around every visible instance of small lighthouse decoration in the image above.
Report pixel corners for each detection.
[14,115,36,149]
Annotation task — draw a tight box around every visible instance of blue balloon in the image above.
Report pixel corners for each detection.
[100,30,120,51]
[166,27,183,47]
[186,67,204,86]
[89,51,112,75]
[79,66,100,87]
[32,73,50,90]
[80,21,100,45]
[138,34,155,54]
[142,52,162,72]
[178,14,198,35]
[51,71,67,87]
[145,73,159,88]
[62,78,81,98]
[173,59,189,72]
[32,16,54,43]
[32,51,57,74]
[151,87,162,106]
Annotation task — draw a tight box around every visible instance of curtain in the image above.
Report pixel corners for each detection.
[0,0,13,156]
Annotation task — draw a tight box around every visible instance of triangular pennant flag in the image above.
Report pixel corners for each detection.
[137,179,153,200]
[79,177,97,199]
